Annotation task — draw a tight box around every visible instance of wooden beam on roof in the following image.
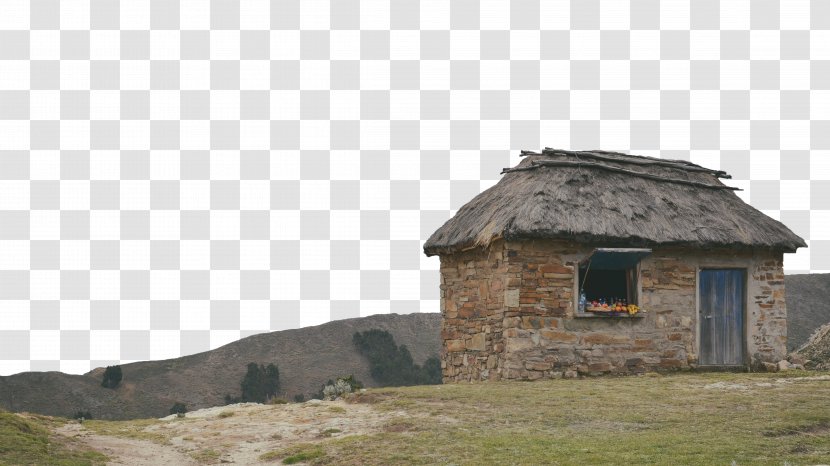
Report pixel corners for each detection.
[543,147,702,168]
[521,148,731,179]
[501,159,742,191]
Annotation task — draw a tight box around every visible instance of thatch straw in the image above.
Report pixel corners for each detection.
[423,149,806,257]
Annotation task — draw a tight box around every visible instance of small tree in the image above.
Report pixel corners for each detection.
[170,402,187,416]
[422,357,442,384]
[101,365,122,389]
[240,362,281,403]
[353,330,441,386]
[264,363,280,400]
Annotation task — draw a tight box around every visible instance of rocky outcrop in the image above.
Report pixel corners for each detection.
[796,323,830,370]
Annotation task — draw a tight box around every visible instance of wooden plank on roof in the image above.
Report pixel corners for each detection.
[541,149,732,179]
[501,159,742,191]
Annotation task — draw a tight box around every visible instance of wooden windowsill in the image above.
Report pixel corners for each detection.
[574,312,646,319]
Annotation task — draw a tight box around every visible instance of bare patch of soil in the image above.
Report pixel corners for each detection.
[57,422,197,465]
[53,399,417,465]
[703,375,830,391]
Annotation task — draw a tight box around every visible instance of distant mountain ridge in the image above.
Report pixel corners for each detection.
[0,312,441,420]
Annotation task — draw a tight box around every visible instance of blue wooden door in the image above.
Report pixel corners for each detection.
[699,269,745,365]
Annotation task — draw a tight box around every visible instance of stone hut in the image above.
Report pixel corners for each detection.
[423,149,806,381]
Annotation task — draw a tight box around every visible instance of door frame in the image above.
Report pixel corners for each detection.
[695,267,748,367]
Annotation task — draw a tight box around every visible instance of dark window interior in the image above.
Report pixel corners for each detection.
[578,267,637,305]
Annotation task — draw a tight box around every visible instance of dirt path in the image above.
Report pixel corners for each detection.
[57,422,198,465]
[52,399,409,465]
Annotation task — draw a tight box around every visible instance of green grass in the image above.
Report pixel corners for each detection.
[0,410,108,465]
[260,443,325,463]
[190,448,221,463]
[316,372,830,465]
[7,372,830,465]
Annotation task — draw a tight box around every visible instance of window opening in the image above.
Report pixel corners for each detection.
[578,248,651,313]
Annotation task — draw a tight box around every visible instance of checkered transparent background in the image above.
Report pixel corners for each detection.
[1,0,828,375]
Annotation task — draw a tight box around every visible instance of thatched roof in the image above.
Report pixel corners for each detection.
[423,149,806,257]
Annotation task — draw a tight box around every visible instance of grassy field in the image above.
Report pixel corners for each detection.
[0,409,108,466]
[4,372,830,465]
[263,372,830,465]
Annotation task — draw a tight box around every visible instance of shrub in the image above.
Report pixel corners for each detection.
[316,375,363,400]
[321,384,339,400]
[293,394,305,403]
[169,402,187,416]
[101,365,122,389]
[337,374,363,391]
[353,329,442,387]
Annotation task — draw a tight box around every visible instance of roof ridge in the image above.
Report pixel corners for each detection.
[544,148,702,167]
[501,159,741,191]
[519,148,731,179]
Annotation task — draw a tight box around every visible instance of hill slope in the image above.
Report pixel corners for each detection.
[785,273,830,350]
[0,409,108,465]
[0,312,441,421]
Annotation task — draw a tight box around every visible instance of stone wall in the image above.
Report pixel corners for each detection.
[438,240,507,382]
[747,254,788,365]
[438,239,788,382]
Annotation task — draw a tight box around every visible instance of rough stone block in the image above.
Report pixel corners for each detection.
[503,317,521,328]
[467,333,486,351]
[487,355,498,369]
[525,361,551,371]
[625,358,644,367]
[505,337,535,352]
[505,289,520,307]
[658,358,683,369]
[522,316,543,329]
[540,264,572,274]
[633,339,655,350]
[582,333,630,346]
[578,362,613,374]
[458,305,477,318]
[540,329,579,343]
[446,339,465,352]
